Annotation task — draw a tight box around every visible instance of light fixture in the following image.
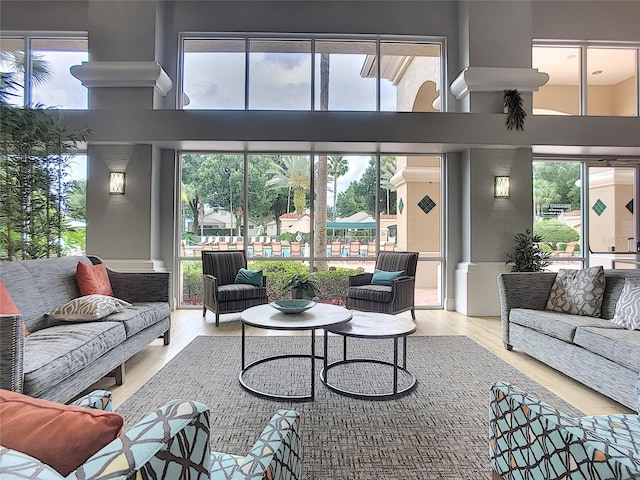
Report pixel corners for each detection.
[109,172,125,194]
[592,70,603,76]
[494,176,510,198]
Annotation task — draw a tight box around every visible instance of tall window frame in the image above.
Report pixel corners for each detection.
[178,33,447,112]
[533,41,640,117]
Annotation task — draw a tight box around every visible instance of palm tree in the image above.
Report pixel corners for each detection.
[328,155,349,220]
[266,155,310,217]
[0,51,52,90]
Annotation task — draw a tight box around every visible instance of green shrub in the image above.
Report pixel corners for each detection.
[182,261,204,304]
[533,220,579,248]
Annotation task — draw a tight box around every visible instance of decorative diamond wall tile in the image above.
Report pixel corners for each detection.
[626,199,633,214]
[398,198,404,214]
[418,195,436,215]
[592,199,607,216]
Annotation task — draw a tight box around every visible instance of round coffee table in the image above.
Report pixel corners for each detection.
[240,303,352,400]
[321,311,417,399]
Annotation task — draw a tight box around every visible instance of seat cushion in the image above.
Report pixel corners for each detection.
[347,285,393,303]
[23,322,126,398]
[509,308,621,343]
[573,327,640,371]
[218,284,267,302]
[103,302,170,338]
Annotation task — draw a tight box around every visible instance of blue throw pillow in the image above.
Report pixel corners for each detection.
[235,268,263,286]
[371,269,405,286]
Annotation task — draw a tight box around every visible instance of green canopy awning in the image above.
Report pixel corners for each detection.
[327,221,376,229]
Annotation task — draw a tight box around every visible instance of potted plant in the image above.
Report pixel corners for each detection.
[503,89,526,131]
[283,271,320,300]
[506,229,550,272]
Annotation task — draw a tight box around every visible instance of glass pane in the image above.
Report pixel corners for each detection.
[315,154,374,260]
[180,153,245,258]
[0,37,25,106]
[587,47,637,116]
[181,260,204,306]
[532,46,580,115]
[183,39,245,109]
[62,154,87,256]
[249,39,311,110]
[314,41,376,111]
[533,161,583,270]
[587,166,636,269]
[380,42,441,112]
[415,260,442,307]
[31,38,87,109]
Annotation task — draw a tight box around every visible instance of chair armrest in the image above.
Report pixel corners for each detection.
[211,409,301,480]
[497,272,556,347]
[0,447,65,479]
[88,255,169,303]
[490,381,640,479]
[0,314,24,393]
[349,273,373,287]
[389,276,416,310]
[70,390,113,411]
[74,400,211,479]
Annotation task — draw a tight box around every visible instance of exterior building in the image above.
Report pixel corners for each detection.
[2,0,639,314]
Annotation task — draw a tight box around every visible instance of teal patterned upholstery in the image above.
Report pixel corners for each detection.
[0,392,300,480]
[210,409,302,480]
[489,379,640,479]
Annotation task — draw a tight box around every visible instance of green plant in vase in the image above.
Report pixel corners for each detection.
[506,229,550,272]
[503,89,526,131]
[283,271,320,300]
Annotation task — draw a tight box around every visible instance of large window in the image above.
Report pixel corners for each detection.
[533,43,639,117]
[181,34,444,112]
[0,35,88,108]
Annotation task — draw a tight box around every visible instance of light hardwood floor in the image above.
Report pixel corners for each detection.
[91,308,634,416]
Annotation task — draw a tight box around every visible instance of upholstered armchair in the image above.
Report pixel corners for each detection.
[0,390,302,480]
[490,379,640,480]
[202,250,268,326]
[346,251,419,319]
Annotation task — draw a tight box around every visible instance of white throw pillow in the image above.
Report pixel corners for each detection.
[611,280,640,330]
[47,295,131,322]
[545,266,606,317]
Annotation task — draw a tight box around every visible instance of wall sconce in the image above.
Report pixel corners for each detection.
[109,172,125,194]
[494,176,510,198]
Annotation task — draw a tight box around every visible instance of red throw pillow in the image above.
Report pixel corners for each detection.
[0,389,124,476]
[76,262,113,296]
[0,278,28,336]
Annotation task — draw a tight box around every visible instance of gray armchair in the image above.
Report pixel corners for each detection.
[346,251,419,319]
[202,250,268,326]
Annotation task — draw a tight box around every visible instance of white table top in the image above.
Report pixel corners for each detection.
[241,303,352,330]
[325,311,416,338]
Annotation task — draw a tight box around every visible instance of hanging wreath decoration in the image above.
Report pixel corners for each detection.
[503,89,526,131]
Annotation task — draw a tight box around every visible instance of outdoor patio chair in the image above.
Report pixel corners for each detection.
[346,251,419,319]
[218,241,229,251]
[290,241,302,256]
[271,241,283,256]
[367,242,377,256]
[253,241,264,256]
[349,241,361,256]
[330,241,342,256]
[202,250,268,326]
[384,242,395,251]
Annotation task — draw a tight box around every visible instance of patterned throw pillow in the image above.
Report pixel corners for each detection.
[47,295,131,322]
[545,266,606,317]
[611,280,640,330]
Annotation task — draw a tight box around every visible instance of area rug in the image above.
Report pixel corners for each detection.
[117,335,582,479]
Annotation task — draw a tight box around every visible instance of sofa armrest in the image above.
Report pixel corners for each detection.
[0,314,24,393]
[490,381,640,480]
[349,273,373,287]
[74,400,211,479]
[496,272,557,348]
[70,390,113,411]
[88,256,169,303]
[0,447,65,479]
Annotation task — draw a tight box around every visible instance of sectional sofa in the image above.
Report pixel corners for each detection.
[497,269,640,410]
[0,255,170,404]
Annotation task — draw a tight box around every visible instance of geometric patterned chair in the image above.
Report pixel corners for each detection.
[0,390,302,480]
[346,251,419,319]
[490,379,640,480]
[202,250,268,326]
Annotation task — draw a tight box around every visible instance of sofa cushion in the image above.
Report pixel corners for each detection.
[218,283,267,302]
[347,284,393,303]
[47,295,131,322]
[510,308,622,343]
[23,322,126,398]
[0,389,123,477]
[611,279,640,330]
[77,262,113,296]
[573,326,640,372]
[546,266,606,317]
[104,302,170,337]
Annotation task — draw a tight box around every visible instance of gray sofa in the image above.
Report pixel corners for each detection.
[497,269,640,410]
[0,255,170,404]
